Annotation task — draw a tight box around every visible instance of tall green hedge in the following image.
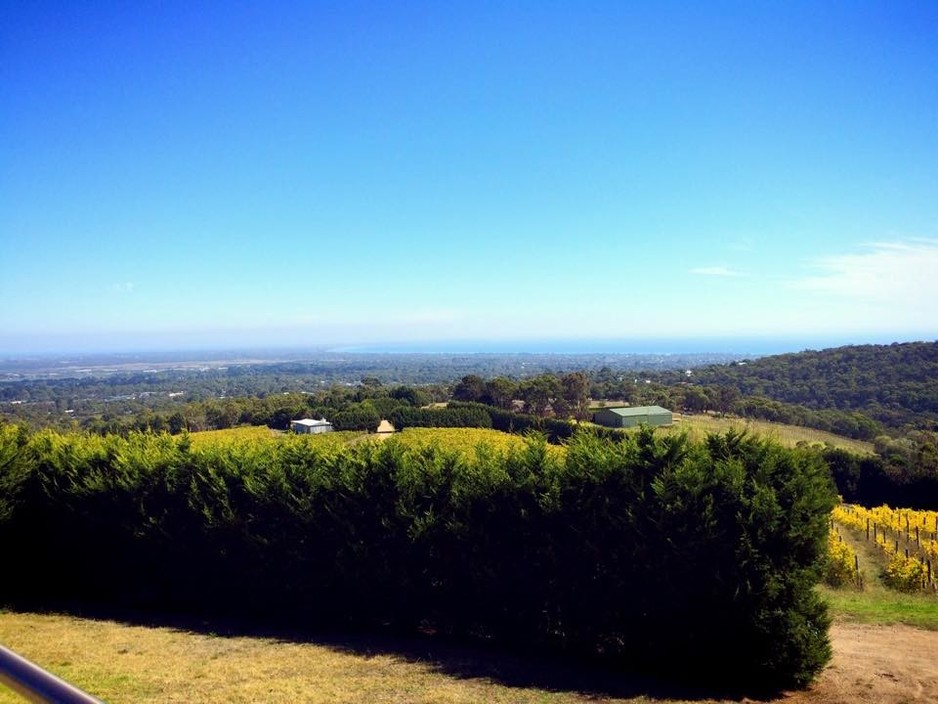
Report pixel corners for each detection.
[387,405,493,430]
[0,423,834,688]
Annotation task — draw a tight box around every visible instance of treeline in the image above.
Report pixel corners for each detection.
[47,383,440,436]
[0,423,834,688]
[821,431,938,509]
[453,370,886,441]
[730,394,881,440]
[452,372,592,419]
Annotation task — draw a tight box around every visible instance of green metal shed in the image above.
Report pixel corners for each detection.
[592,405,673,428]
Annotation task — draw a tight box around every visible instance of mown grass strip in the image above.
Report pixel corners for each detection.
[821,586,938,631]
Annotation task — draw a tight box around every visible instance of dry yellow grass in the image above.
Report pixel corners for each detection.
[661,414,875,455]
[0,611,667,704]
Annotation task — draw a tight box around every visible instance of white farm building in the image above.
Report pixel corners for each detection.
[290,418,334,434]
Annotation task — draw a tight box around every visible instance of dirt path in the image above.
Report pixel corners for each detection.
[784,622,938,704]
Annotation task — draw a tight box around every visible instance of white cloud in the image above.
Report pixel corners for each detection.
[792,239,938,303]
[107,282,135,293]
[690,266,747,277]
[776,239,938,336]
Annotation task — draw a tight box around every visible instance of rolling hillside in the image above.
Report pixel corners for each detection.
[688,341,938,429]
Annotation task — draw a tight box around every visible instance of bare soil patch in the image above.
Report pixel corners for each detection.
[785,622,938,704]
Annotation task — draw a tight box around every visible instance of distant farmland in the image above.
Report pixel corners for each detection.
[189,414,875,456]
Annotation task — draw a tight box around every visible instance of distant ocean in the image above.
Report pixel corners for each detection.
[329,336,883,357]
[5,333,921,362]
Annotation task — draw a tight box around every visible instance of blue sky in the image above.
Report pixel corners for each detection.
[2,2,937,355]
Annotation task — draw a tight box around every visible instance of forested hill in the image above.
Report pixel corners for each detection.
[690,341,938,429]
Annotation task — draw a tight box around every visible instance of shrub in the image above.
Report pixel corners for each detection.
[824,530,860,588]
[882,553,928,592]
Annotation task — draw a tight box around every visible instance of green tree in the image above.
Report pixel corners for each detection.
[682,386,711,413]
[167,412,186,434]
[714,385,741,416]
[390,385,429,407]
[561,372,590,420]
[519,375,561,417]
[453,375,486,403]
[483,377,516,410]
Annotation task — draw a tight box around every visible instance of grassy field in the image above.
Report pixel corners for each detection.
[0,610,685,704]
[662,413,875,454]
[4,572,937,704]
[821,586,938,631]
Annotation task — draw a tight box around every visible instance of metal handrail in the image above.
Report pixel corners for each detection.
[0,644,104,703]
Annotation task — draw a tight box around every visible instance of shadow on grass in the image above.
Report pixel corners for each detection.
[312,629,787,702]
[2,598,789,703]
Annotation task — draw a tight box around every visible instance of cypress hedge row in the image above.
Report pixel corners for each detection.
[387,405,493,430]
[0,423,835,688]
